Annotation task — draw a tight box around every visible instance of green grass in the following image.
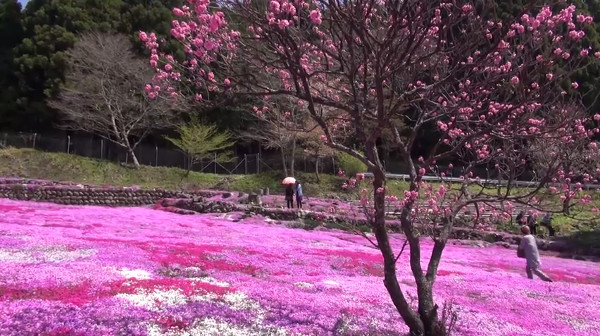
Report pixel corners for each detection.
[0,148,342,197]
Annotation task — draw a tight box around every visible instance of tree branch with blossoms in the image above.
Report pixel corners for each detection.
[141,0,600,334]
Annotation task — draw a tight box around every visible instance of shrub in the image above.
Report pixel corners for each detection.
[337,152,367,177]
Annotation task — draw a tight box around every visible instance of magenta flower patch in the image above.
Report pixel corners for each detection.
[0,198,599,335]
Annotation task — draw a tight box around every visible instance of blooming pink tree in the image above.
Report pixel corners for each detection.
[142,0,600,334]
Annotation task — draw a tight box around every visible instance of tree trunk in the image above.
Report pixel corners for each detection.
[122,135,140,169]
[368,163,428,335]
[186,154,192,177]
[280,147,288,176]
[127,147,141,169]
[366,144,444,336]
[290,137,297,176]
[563,197,571,215]
[314,157,321,183]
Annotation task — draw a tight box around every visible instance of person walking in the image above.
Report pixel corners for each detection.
[295,181,303,209]
[517,225,553,282]
[285,184,294,209]
[526,211,537,235]
[540,213,555,237]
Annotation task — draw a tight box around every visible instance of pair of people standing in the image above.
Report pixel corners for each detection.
[285,181,303,209]
[515,211,555,237]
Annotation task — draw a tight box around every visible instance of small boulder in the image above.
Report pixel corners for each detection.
[248,193,262,205]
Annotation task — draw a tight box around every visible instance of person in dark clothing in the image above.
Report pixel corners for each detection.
[285,184,294,209]
[540,213,555,237]
[295,181,303,209]
[516,211,525,226]
[526,211,537,235]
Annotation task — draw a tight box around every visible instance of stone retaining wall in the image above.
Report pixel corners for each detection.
[0,178,222,206]
[0,185,186,206]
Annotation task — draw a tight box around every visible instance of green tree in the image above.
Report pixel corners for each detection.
[0,0,24,129]
[119,0,184,57]
[166,118,236,175]
[12,0,123,130]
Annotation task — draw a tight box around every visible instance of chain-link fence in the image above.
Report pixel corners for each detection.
[0,132,339,175]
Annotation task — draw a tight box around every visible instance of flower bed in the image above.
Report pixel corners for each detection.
[0,199,599,335]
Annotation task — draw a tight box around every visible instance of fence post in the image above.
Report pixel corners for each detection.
[32,133,37,149]
[332,157,336,174]
[257,152,260,173]
[244,154,248,174]
[3,133,6,147]
[214,152,217,174]
[100,139,104,159]
[66,136,71,153]
[155,146,158,167]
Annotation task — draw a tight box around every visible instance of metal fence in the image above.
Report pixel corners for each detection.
[0,132,338,175]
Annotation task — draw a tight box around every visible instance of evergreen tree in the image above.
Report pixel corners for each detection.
[0,0,24,129]
[11,0,123,130]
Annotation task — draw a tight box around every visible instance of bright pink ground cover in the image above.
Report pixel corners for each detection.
[0,199,599,336]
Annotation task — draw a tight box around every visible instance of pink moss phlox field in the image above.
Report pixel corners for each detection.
[1,199,599,335]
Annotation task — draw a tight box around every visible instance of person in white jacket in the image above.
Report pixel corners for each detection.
[517,225,553,282]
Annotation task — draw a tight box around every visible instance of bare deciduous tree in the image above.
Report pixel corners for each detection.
[50,32,183,168]
[240,98,302,176]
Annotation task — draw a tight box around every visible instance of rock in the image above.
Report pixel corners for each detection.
[248,193,262,205]
[238,192,246,198]
[263,187,270,196]
[222,192,232,199]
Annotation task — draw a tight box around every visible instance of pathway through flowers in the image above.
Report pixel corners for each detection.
[0,199,599,335]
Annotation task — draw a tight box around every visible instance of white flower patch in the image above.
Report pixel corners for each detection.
[146,317,290,336]
[0,249,35,263]
[294,281,314,288]
[322,280,340,286]
[116,289,188,311]
[116,268,153,280]
[189,276,230,288]
[190,292,219,303]
[43,248,96,263]
[223,292,262,312]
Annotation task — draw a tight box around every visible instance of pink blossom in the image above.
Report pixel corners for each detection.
[224,78,231,86]
[572,82,579,89]
[510,76,520,85]
[173,8,185,16]
[309,10,322,25]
